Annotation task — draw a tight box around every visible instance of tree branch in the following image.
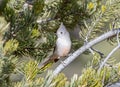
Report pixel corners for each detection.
[53,28,120,75]
[98,44,120,73]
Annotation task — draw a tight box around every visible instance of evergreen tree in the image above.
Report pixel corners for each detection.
[0,0,120,87]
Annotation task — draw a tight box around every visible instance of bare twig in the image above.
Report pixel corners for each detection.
[90,47,104,58]
[37,18,54,24]
[98,44,120,74]
[53,28,120,75]
[117,31,120,44]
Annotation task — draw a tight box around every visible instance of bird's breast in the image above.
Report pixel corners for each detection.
[56,38,71,57]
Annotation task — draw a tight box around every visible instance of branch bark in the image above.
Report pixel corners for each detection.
[53,28,120,75]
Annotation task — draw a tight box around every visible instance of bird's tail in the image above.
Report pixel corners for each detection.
[38,54,59,71]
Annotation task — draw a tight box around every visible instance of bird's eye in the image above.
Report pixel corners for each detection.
[60,32,63,34]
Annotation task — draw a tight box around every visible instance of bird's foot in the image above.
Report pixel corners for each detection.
[60,60,66,66]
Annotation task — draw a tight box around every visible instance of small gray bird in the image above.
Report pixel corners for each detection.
[39,22,71,68]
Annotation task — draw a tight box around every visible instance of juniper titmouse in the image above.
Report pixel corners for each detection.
[40,22,71,68]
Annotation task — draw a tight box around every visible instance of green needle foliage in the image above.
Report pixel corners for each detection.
[0,0,120,87]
